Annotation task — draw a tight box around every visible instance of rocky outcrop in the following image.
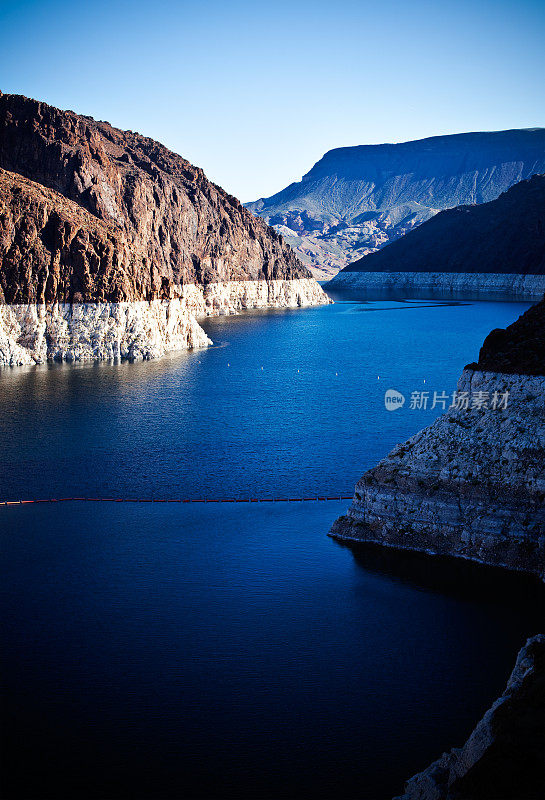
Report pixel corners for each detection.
[0,93,330,364]
[394,634,545,800]
[0,92,312,292]
[247,130,545,278]
[330,299,545,578]
[327,174,545,297]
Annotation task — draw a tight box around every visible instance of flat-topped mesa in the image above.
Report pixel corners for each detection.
[327,174,545,299]
[247,129,545,279]
[0,92,330,365]
[331,298,545,579]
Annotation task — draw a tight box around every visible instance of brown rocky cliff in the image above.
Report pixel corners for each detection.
[0,168,147,303]
[0,91,310,302]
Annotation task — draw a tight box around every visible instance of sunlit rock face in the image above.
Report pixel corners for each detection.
[0,278,326,366]
[247,130,545,278]
[331,299,545,579]
[0,94,330,365]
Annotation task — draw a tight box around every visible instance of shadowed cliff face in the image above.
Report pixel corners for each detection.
[246,130,545,278]
[0,91,310,302]
[395,634,545,800]
[334,175,545,278]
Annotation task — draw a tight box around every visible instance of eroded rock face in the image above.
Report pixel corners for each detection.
[0,277,327,366]
[331,369,545,578]
[331,300,545,578]
[0,168,143,304]
[0,92,310,296]
[0,93,330,364]
[394,635,545,800]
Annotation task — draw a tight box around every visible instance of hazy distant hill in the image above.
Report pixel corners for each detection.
[247,130,545,278]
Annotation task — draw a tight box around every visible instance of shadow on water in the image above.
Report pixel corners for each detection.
[335,538,545,621]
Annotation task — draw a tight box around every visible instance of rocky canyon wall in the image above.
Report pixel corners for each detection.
[0,94,330,365]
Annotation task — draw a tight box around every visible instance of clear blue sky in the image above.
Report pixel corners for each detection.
[1,0,544,201]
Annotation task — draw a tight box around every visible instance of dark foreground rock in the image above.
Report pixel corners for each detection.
[394,635,545,800]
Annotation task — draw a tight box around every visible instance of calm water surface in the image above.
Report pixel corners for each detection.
[1,297,543,799]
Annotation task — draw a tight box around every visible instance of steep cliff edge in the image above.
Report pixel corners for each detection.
[330,298,545,577]
[395,635,545,800]
[247,130,545,278]
[0,92,329,365]
[327,174,545,299]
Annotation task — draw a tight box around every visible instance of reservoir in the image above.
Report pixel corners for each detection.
[1,297,542,799]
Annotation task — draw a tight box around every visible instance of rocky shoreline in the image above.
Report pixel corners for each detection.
[0,277,326,366]
[331,368,545,578]
[330,298,545,579]
[326,271,545,300]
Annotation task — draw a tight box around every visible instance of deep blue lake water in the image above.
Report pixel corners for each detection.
[1,297,543,799]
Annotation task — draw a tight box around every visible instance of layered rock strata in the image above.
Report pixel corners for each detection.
[0,94,329,365]
[0,277,325,366]
[330,299,545,579]
[395,634,545,800]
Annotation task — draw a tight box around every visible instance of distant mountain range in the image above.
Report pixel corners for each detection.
[246,130,545,278]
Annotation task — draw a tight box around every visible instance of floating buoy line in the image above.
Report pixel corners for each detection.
[0,495,353,507]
